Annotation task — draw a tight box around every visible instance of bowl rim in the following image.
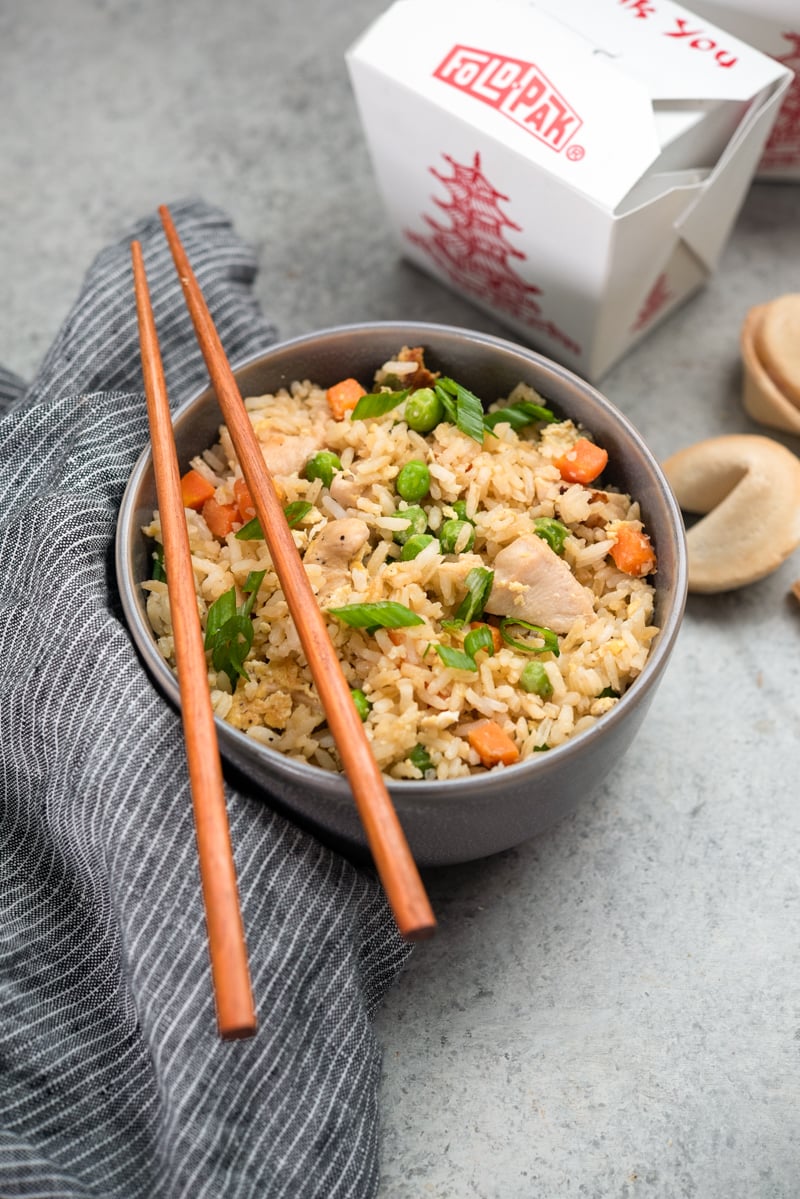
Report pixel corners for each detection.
[116,319,688,801]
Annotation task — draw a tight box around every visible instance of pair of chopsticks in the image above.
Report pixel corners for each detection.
[131,208,436,1036]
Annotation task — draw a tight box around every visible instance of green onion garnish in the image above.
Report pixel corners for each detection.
[235,517,262,540]
[284,501,313,528]
[483,398,557,430]
[533,517,569,556]
[350,389,410,421]
[240,570,266,618]
[204,570,266,683]
[435,377,486,444]
[236,501,314,540]
[434,644,478,672]
[455,567,494,623]
[499,618,559,657]
[327,601,424,629]
[152,543,167,582]
[597,686,621,699]
[463,625,495,659]
[204,588,236,648]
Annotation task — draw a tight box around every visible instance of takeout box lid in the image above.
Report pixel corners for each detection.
[348,0,789,212]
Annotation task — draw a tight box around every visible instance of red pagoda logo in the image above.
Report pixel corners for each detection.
[405,152,581,356]
[762,33,800,171]
[434,46,582,153]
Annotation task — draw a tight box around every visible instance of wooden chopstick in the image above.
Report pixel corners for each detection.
[131,240,258,1039]
[158,204,436,941]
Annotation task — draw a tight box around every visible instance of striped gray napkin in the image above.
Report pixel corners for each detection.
[0,199,411,1199]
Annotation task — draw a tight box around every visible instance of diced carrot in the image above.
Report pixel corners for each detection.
[201,496,239,539]
[327,377,366,420]
[470,621,503,653]
[609,524,657,577]
[180,468,215,511]
[388,629,405,646]
[233,477,256,523]
[467,719,520,768]
[555,437,608,484]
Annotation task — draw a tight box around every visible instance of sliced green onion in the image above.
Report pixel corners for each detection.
[533,517,569,556]
[463,625,495,659]
[204,571,266,683]
[434,644,477,672]
[408,744,434,775]
[236,500,314,540]
[151,543,167,582]
[204,587,237,649]
[483,398,556,430]
[350,388,410,421]
[236,517,262,541]
[455,567,494,623]
[598,686,621,699]
[240,570,266,618]
[440,618,466,634]
[499,618,559,657]
[327,601,424,629]
[435,377,486,444]
[432,383,457,424]
[283,501,313,528]
[210,614,254,681]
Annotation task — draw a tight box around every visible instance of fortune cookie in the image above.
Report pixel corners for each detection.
[741,294,800,435]
[663,434,800,593]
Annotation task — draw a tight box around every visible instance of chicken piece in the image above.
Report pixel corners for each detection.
[328,470,363,511]
[485,534,594,633]
[303,518,371,601]
[260,432,324,478]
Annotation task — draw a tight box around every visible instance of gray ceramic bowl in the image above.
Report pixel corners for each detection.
[116,321,687,866]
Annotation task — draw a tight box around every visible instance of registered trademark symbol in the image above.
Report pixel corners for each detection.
[566,144,585,161]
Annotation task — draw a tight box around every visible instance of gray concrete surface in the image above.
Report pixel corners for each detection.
[3,2,798,1196]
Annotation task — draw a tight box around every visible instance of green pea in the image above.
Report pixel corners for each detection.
[393,505,428,545]
[350,688,371,721]
[519,661,553,698]
[408,744,434,775]
[534,517,569,556]
[304,450,342,488]
[405,387,444,433]
[439,518,475,554]
[452,500,475,524]
[400,533,437,561]
[396,460,431,503]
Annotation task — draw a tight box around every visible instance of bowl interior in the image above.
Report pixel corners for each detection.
[116,321,687,863]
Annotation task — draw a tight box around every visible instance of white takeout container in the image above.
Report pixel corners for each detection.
[346,0,791,380]
[683,0,800,178]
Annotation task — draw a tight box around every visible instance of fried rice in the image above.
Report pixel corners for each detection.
[142,349,659,780]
